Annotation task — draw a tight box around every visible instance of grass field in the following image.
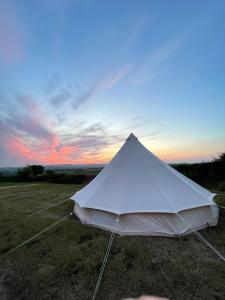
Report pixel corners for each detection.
[0,182,38,187]
[0,183,225,300]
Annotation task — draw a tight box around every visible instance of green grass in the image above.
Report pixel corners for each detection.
[0,181,38,187]
[0,183,225,299]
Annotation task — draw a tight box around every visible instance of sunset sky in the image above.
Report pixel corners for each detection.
[0,0,225,167]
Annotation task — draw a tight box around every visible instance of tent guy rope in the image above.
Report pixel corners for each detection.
[28,198,71,217]
[91,215,120,300]
[193,231,225,262]
[176,212,225,262]
[7,213,70,254]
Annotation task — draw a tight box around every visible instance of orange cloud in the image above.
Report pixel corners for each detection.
[8,138,36,161]
[5,135,110,165]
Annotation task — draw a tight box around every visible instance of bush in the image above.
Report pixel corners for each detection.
[216,181,225,192]
[46,170,55,176]
[48,173,86,184]
[17,165,33,179]
[174,152,225,188]
[30,165,45,175]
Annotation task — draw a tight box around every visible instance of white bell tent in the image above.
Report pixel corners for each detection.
[71,133,218,236]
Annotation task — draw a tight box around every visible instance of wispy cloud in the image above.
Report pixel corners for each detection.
[81,122,108,134]
[1,94,55,142]
[147,38,182,67]
[129,116,148,129]
[72,66,130,111]
[130,38,182,86]
[128,117,167,142]
[0,0,25,64]
[0,93,125,166]
[50,88,71,106]
[46,66,130,113]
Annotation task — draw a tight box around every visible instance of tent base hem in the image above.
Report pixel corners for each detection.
[74,203,218,237]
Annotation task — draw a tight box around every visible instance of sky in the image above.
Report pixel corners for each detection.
[0,0,225,167]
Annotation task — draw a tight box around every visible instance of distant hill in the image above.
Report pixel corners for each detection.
[45,164,105,170]
[0,164,105,176]
[0,167,18,176]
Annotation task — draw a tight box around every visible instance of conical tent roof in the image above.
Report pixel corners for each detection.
[71,133,216,215]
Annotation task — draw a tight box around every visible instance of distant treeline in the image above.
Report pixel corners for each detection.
[173,153,225,190]
[0,164,98,185]
[0,153,224,188]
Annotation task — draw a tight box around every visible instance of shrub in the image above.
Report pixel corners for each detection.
[17,165,33,179]
[48,173,86,184]
[30,165,45,175]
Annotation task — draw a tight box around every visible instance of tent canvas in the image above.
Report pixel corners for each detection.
[71,133,218,236]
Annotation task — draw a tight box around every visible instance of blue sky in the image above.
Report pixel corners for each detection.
[0,0,225,167]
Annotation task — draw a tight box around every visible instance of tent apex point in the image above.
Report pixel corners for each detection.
[127,133,137,140]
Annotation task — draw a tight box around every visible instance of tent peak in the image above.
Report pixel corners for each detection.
[127,133,137,140]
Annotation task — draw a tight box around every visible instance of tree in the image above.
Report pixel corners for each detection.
[18,165,32,179]
[214,152,225,164]
[30,165,45,176]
